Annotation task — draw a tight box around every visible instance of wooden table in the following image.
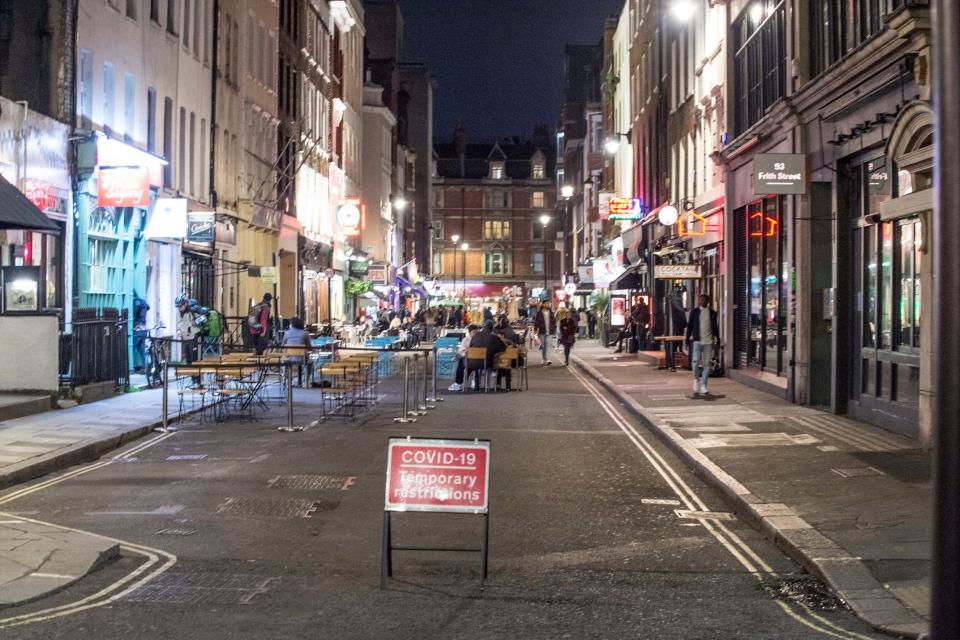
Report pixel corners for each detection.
[653,335,686,371]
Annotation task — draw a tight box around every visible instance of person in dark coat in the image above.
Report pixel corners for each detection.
[468,320,506,390]
[686,294,720,396]
[532,301,554,365]
[557,308,578,366]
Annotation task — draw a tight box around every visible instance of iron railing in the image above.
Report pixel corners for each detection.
[60,308,130,389]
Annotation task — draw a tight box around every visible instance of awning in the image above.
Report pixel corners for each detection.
[609,267,645,291]
[0,175,60,231]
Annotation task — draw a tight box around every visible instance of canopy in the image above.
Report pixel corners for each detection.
[0,175,59,231]
[609,268,645,291]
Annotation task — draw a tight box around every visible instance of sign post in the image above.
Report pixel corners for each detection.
[381,437,491,588]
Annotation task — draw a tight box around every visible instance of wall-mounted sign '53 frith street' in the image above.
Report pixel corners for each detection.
[753,154,807,195]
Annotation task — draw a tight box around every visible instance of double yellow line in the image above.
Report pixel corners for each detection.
[568,366,876,640]
[0,433,179,628]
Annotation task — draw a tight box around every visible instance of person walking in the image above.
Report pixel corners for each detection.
[248,293,272,355]
[686,294,720,396]
[558,308,578,366]
[533,301,554,366]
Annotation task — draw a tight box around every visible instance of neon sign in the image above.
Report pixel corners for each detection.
[608,198,644,221]
[749,212,778,237]
[679,211,708,237]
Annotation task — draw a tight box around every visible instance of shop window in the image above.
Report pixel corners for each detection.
[484,220,511,240]
[741,196,786,375]
[484,252,508,275]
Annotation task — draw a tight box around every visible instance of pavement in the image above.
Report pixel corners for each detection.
[569,340,931,639]
[0,358,887,639]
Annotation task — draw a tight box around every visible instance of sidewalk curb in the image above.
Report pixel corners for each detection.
[571,354,928,640]
[0,408,197,492]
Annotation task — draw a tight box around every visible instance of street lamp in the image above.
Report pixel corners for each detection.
[392,196,408,211]
[604,131,631,156]
[670,0,696,22]
[451,234,461,297]
[539,215,551,298]
[561,184,574,199]
[460,243,469,305]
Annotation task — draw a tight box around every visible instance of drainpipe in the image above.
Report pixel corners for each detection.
[209,0,220,307]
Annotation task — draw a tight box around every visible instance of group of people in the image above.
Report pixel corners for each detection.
[448,315,525,392]
[532,301,580,367]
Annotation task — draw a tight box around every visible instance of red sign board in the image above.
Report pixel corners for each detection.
[98,167,150,207]
[385,438,490,513]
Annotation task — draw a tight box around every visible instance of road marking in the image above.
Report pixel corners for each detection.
[86,505,185,516]
[568,366,875,640]
[29,573,77,580]
[0,432,179,628]
[641,498,681,506]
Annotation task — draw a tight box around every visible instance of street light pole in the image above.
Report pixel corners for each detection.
[540,214,551,301]
[451,234,460,301]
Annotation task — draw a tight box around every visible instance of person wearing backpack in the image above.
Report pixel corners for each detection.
[248,293,272,355]
[196,304,223,356]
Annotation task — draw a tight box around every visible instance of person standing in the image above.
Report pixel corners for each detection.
[558,308,578,366]
[175,294,202,365]
[132,290,150,372]
[533,301,553,366]
[248,293,272,355]
[587,308,597,339]
[578,308,588,338]
[635,298,650,351]
[686,294,720,396]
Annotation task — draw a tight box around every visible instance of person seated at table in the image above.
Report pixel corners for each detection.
[448,324,479,392]
[282,317,312,386]
[469,320,507,391]
[608,317,636,353]
[493,317,521,389]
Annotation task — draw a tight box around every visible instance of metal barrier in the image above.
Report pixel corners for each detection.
[60,308,130,389]
[393,356,417,424]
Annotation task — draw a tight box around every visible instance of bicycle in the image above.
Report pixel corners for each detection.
[144,324,168,388]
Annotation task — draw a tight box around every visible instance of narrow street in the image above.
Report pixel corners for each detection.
[0,362,882,640]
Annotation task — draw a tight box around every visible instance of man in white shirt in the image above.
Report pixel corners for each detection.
[448,325,478,391]
[686,294,720,396]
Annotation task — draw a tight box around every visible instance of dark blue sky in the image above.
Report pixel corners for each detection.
[398,0,623,142]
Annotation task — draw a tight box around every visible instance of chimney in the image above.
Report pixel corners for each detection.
[455,124,467,178]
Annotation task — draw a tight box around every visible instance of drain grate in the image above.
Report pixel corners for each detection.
[216,497,321,518]
[267,474,356,491]
[167,454,208,461]
[831,466,884,478]
[123,572,277,605]
[155,528,198,536]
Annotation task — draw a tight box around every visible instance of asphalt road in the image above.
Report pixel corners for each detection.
[0,358,885,639]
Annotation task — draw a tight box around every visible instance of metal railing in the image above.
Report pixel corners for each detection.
[60,307,130,389]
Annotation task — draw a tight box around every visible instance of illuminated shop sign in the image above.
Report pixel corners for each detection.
[98,167,150,207]
[608,197,644,221]
[749,212,779,237]
[337,197,364,237]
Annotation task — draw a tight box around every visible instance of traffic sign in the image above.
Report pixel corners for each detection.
[384,437,490,513]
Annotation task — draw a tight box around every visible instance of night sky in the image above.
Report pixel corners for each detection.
[398,0,624,143]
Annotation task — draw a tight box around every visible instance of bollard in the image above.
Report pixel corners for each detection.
[423,351,435,410]
[393,357,417,423]
[427,347,442,403]
[278,361,301,432]
[159,357,170,433]
[412,354,427,416]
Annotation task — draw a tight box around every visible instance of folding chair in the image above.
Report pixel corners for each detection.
[465,347,491,393]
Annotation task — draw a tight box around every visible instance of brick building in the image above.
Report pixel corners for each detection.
[433,126,558,315]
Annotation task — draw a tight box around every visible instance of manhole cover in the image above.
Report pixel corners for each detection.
[267,474,356,491]
[167,454,208,461]
[832,466,884,478]
[123,572,277,605]
[675,509,736,521]
[216,497,321,518]
[155,528,198,536]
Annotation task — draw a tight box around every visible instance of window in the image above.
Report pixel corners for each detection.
[434,190,443,208]
[189,111,196,195]
[179,107,186,189]
[167,0,178,34]
[147,88,157,152]
[490,162,505,180]
[532,220,545,241]
[123,73,135,143]
[733,1,786,135]
[79,50,93,129]
[484,252,508,275]
[489,190,506,208]
[126,0,137,20]
[103,62,115,135]
[150,0,160,23]
[183,0,191,50]
[740,196,787,375]
[484,220,511,240]
[200,118,207,198]
[532,191,545,208]
[532,252,544,274]
[194,0,202,57]
[810,0,917,77]
[163,97,173,185]
[533,162,545,179]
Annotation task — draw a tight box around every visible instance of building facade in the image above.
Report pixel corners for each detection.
[434,129,558,315]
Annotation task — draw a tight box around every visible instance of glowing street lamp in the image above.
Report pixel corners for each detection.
[392,196,408,211]
[451,235,461,295]
[561,184,574,199]
[658,204,679,227]
[604,137,622,155]
[670,0,696,22]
